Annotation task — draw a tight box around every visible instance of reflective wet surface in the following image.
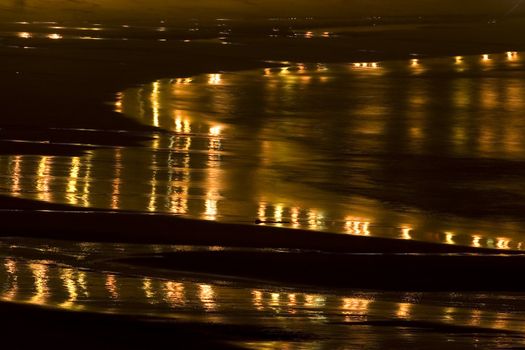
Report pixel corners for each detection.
[1,51,525,249]
[2,238,525,349]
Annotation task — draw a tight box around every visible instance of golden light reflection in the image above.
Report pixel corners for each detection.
[411,59,419,67]
[288,293,297,308]
[174,78,193,85]
[47,33,63,40]
[164,281,186,307]
[66,157,80,206]
[204,194,218,220]
[30,263,49,305]
[81,153,93,207]
[148,139,159,212]
[304,294,326,308]
[2,259,18,301]
[307,210,324,230]
[472,235,482,248]
[493,312,509,329]
[204,125,223,220]
[114,92,123,113]
[105,274,119,300]
[401,226,413,240]
[77,271,89,298]
[496,238,511,250]
[208,74,222,85]
[341,297,372,321]
[252,290,264,311]
[209,125,222,137]
[274,204,284,226]
[36,156,51,202]
[17,32,32,39]
[270,292,280,306]
[469,309,482,326]
[142,278,156,302]
[455,56,463,64]
[291,207,300,228]
[173,112,191,134]
[168,133,191,215]
[396,302,412,318]
[482,54,491,62]
[344,217,371,236]
[60,268,83,310]
[258,202,267,223]
[111,149,122,210]
[316,63,328,71]
[445,232,455,245]
[507,51,518,61]
[9,155,22,196]
[151,81,161,127]
[352,62,379,69]
[444,307,456,321]
[199,284,216,311]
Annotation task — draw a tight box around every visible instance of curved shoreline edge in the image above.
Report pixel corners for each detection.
[0,208,521,255]
[2,19,525,249]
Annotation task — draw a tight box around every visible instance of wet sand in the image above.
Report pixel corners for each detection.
[3,17,525,349]
[118,250,525,291]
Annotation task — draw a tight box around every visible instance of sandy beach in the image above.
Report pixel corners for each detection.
[2,16,525,348]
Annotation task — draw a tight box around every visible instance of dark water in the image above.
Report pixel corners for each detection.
[2,238,525,349]
[1,51,525,249]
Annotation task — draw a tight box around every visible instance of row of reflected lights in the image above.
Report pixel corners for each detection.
[257,203,518,251]
[118,76,522,251]
[0,258,514,329]
[4,138,517,251]
[12,27,522,65]
[168,52,521,86]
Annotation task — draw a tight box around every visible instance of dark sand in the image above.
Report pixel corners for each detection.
[117,249,525,291]
[0,301,309,349]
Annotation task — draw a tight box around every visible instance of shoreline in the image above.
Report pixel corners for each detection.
[0,206,521,254]
[2,19,525,248]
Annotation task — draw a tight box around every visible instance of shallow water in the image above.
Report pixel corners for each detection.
[1,51,525,250]
[1,238,525,349]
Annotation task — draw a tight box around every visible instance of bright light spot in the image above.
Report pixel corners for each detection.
[411,59,419,66]
[496,238,510,250]
[47,33,63,40]
[209,126,222,137]
[17,32,32,39]
[274,204,284,226]
[401,227,412,240]
[445,232,455,245]
[472,235,482,248]
[482,54,490,61]
[208,73,222,85]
